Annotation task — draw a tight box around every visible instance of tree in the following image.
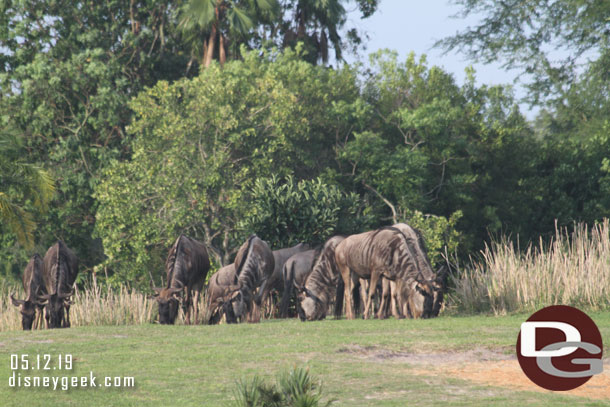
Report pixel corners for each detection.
[178,0,281,68]
[0,0,190,270]
[436,0,610,106]
[279,0,380,64]
[94,49,363,286]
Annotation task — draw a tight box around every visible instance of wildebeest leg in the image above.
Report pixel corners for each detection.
[389,281,401,318]
[333,277,344,318]
[64,304,71,328]
[279,269,293,318]
[338,263,354,319]
[378,278,390,319]
[193,290,200,324]
[358,279,368,318]
[184,289,192,325]
[364,271,380,320]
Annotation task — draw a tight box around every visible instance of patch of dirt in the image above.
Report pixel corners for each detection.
[411,360,610,401]
[337,345,610,401]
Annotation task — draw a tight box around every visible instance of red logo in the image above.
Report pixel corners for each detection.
[516,305,603,391]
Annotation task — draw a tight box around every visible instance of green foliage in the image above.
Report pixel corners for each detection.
[437,0,610,106]
[401,210,463,268]
[231,366,334,407]
[241,176,370,248]
[0,127,54,248]
[94,50,363,285]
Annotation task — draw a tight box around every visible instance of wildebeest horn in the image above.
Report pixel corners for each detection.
[10,294,25,307]
[59,292,72,299]
[40,294,53,300]
[152,287,163,294]
[168,287,183,294]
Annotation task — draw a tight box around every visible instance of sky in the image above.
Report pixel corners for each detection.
[345,1,539,118]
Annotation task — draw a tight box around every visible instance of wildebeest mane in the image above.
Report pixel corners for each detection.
[165,235,185,289]
[235,234,257,281]
[304,237,344,304]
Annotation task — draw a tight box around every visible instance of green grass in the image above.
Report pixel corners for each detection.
[1,313,609,406]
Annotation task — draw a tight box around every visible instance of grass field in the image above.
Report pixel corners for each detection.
[1,313,609,406]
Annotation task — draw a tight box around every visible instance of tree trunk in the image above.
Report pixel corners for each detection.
[203,24,217,68]
[219,33,226,66]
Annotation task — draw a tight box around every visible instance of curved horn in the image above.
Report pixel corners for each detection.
[59,292,72,299]
[152,287,163,294]
[10,294,25,307]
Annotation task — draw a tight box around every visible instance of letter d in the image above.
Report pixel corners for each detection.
[521,321,581,357]
[9,372,15,387]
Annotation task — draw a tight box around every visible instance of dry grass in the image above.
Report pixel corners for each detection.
[450,220,610,314]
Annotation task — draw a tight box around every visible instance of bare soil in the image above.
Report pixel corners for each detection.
[337,345,610,400]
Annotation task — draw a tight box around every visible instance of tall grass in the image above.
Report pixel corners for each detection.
[451,220,610,314]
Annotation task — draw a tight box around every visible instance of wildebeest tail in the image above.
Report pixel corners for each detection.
[279,262,294,318]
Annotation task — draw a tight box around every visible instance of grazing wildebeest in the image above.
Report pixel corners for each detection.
[153,235,210,325]
[224,234,274,323]
[334,226,437,320]
[41,241,79,328]
[254,242,310,314]
[204,263,235,324]
[11,254,46,330]
[297,236,354,321]
[278,249,318,318]
[392,223,445,316]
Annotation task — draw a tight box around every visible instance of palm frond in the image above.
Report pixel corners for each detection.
[0,192,36,248]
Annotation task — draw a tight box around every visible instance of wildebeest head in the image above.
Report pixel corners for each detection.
[397,279,434,319]
[297,287,326,321]
[11,294,39,330]
[153,287,183,324]
[224,286,249,323]
[41,293,71,328]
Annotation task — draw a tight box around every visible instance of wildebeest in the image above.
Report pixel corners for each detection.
[297,236,351,321]
[153,235,210,325]
[204,263,235,324]
[40,241,79,328]
[392,223,445,316]
[254,242,310,314]
[224,234,274,323]
[334,226,437,320]
[278,249,318,318]
[11,254,46,330]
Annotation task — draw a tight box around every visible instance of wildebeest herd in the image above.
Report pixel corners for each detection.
[10,223,447,330]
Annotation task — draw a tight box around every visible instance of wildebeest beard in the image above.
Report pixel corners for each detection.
[45,294,68,328]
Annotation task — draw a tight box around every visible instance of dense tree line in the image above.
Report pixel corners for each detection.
[1,1,608,287]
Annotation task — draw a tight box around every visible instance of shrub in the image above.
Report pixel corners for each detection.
[230,366,334,407]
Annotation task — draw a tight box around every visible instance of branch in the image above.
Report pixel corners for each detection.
[362,181,397,224]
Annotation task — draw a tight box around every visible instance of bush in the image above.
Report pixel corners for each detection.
[230,366,334,407]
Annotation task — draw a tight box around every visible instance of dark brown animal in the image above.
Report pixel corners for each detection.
[204,263,235,324]
[41,241,79,328]
[392,223,445,316]
[278,249,318,318]
[153,235,210,325]
[224,234,274,323]
[11,254,46,330]
[334,226,437,320]
[297,236,351,321]
[254,243,310,311]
